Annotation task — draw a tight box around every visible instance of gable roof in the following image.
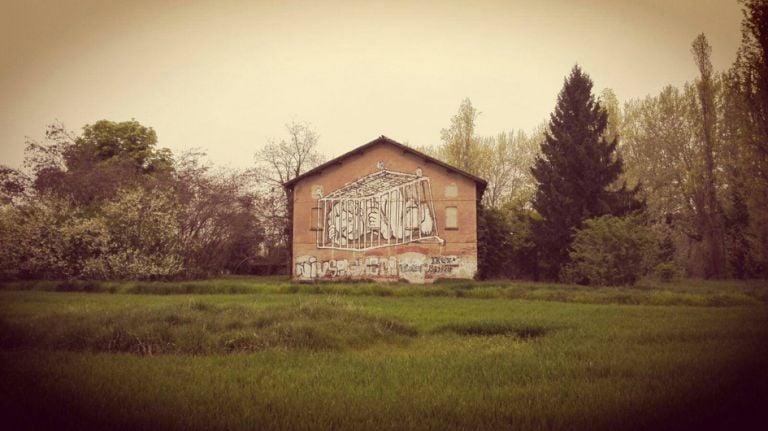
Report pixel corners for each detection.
[283,135,487,196]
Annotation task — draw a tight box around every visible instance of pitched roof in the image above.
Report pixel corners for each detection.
[282,136,488,196]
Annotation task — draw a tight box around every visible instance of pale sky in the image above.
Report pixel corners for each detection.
[0,0,743,170]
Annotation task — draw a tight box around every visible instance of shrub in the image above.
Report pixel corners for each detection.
[655,262,678,282]
[560,214,658,286]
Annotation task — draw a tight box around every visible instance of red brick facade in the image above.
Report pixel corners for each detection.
[284,137,486,283]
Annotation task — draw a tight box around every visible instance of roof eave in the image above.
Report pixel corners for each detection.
[282,135,488,191]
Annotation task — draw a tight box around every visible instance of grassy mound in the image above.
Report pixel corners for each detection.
[0,298,417,355]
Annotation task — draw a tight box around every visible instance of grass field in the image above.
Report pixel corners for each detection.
[1,278,767,430]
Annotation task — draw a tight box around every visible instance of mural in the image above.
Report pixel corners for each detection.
[315,165,443,251]
[294,253,470,283]
[296,162,476,283]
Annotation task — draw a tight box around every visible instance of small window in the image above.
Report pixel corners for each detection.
[445,207,458,230]
[310,207,323,231]
[444,184,458,198]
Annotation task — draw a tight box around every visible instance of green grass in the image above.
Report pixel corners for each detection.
[0,297,417,355]
[2,276,766,306]
[1,282,767,430]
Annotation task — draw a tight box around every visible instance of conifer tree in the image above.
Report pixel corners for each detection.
[531,65,642,280]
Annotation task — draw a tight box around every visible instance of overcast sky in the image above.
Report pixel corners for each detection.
[0,0,743,170]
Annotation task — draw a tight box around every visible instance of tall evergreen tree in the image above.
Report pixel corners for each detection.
[531,65,642,280]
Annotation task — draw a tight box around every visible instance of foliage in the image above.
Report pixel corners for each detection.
[691,34,727,278]
[560,215,658,286]
[478,129,542,208]
[2,120,269,281]
[654,262,679,283]
[0,199,111,279]
[0,165,30,206]
[174,152,265,278]
[617,3,768,279]
[439,98,484,175]
[721,0,768,277]
[26,121,173,207]
[532,66,643,280]
[477,205,538,280]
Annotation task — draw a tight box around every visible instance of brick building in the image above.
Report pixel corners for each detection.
[284,136,486,283]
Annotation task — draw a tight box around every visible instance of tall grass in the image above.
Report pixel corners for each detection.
[1,276,766,306]
[0,297,416,355]
[1,291,766,430]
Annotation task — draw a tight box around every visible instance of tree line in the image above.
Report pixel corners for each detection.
[1,1,766,283]
[0,119,324,280]
[449,1,768,283]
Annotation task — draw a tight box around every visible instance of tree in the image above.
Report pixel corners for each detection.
[25,120,173,207]
[254,121,324,265]
[725,0,768,277]
[600,88,622,144]
[255,121,324,188]
[478,129,541,209]
[439,98,485,175]
[173,150,266,278]
[691,34,726,278]
[621,83,727,277]
[560,214,657,286]
[0,165,29,207]
[531,65,642,280]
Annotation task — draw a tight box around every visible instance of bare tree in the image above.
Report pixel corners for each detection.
[255,121,324,189]
[253,121,324,263]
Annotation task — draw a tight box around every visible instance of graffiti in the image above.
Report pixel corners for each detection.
[315,164,443,251]
[295,256,399,279]
[294,254,468,282]
[426,256,460,274]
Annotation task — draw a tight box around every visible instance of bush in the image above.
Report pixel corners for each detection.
[560,214,658,286]
[655,262,678,282]
[477,205,538,280]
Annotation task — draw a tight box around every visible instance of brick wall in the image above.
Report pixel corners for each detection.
[290,142,480,283]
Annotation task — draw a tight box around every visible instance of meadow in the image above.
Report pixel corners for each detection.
[1,278,767,430]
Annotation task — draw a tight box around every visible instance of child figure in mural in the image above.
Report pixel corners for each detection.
[327,192,434,247]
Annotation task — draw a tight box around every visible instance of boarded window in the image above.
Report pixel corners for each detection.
[444,184,458,198]
[445,207,458,229]
[311,207,323,231]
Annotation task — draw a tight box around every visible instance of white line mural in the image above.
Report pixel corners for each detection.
[315,165,443,251]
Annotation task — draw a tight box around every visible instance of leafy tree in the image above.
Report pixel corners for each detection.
[478,129,541,209]
[621,84,722,276]
[439,98,485,175]
[725,0,768,277]
[477,205,537,280]
[0,198,110,280]
[691,34,727,278]
[561,214,657,286]
[0,166,29,207]
[25,120,173,207]
[531,65,642,280]
[600,88,622,144]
